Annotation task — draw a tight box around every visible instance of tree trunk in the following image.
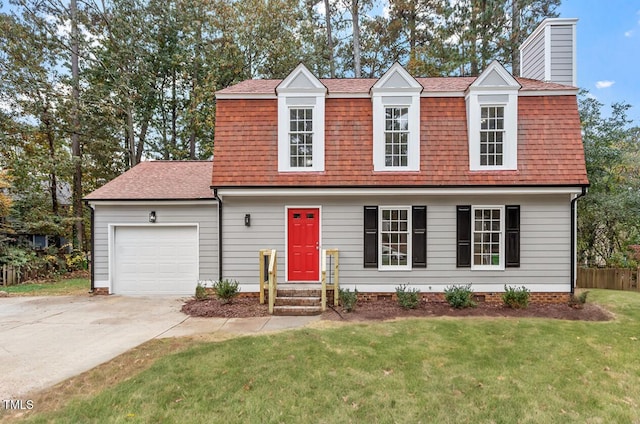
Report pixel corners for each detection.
[469,0,479,75]
[324,0,335,78]
[352,0,361,78]
[70,0,83,251]
[126,108,136,168]
[511,0,521,75]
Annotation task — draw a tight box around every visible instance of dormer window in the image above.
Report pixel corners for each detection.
[385,107,409,167]
[371,63,422,172]
[466,61,520,171]
[277,64,326,172]
[289,108,314,167]
[480,106,504,166]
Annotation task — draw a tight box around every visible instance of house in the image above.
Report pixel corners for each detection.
[85,18,588,304]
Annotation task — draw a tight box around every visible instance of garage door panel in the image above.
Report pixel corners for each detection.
[113,226,198,295]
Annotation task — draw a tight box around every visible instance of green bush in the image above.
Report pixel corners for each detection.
[195,282,209,301]
[444,284,476,309]
[569,291,589,309]
[395,284,420,309]
[213,279,240,304]
[339,288,358,312]
[502,285,530,309]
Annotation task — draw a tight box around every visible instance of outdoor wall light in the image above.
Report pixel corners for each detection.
[149,211,157,223]
[244,214,251,227]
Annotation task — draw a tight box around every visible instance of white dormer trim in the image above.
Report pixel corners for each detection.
[466,61,520,171]
[371,63,423,172]
[276,64,327,172]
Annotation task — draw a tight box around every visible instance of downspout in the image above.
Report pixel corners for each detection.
[85,201,95,293]
[570,186,587,294]
[213,188,223,280]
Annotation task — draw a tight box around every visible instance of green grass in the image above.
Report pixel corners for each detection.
[16,289,640,423]
[1,277,89,296]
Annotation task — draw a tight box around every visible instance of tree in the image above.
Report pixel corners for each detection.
[578,92,640,267]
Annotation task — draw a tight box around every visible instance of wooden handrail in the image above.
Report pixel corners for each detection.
[268,249,277,314]
[258,249,271,304]
[321,249,339,311]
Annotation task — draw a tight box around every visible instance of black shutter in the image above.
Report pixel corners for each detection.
[412,206,427,268]
[364,206,378,268]
[456,205,471,267]
[505,205,520,267]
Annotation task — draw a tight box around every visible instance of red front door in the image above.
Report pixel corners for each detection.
[287,208,320,281]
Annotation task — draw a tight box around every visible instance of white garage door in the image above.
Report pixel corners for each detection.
[113,226,198,295]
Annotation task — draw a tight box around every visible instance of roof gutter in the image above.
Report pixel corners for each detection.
[213,188,223,280]
[570,186,587,294]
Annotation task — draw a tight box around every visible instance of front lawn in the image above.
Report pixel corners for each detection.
[1,276,89,296]
[14,289,640,423]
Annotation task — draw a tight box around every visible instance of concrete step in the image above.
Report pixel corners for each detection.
[275,296,321,307]
[273,305,323,316]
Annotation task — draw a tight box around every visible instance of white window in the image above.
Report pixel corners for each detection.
[472,206,504,269]
[379,207,411,269]
[384,107,409,167]
[289,108,314,168]
[480,106,505,166]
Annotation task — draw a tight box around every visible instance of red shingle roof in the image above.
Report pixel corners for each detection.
[85,161,214,200]
[211,95,588,187]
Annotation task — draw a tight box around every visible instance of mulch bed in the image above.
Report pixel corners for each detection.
[182,297,613,322]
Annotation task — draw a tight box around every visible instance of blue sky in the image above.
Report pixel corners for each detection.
[558,0,640,123]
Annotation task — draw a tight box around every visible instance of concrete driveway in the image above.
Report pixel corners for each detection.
[0,295,319,400]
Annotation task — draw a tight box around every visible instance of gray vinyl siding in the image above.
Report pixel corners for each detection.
[520,30,546,81]
[92,203,218,286]
[549,25,575,86]
[221,194,572,292]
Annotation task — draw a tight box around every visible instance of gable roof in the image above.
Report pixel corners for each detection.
[85,161,214,201]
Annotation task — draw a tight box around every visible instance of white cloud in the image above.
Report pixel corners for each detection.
[625,30,634,37]
[595,80,615,89]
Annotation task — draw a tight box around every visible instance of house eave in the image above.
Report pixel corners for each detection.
[213,185,589,198]
[85,199,217,206]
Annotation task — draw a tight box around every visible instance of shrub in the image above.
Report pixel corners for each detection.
[502,285,530,309]
[339,288,358,312]
[195,282,209,301]
[395,284,420,309]
[569,291,589,309]
[444,284,476,309]
[213,279,240,304]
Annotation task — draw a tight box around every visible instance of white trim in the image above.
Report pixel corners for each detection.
[277,66,326,173]
[216,186,585,198]
[284,205,322,283]
[372,63,422,172]
[467,62,519,172]
[470,205,505,271]
[378,205,412,271]
[87,200,217,207]
[108,223,200,294]
[544,24,552,83]
[571,23,578,87]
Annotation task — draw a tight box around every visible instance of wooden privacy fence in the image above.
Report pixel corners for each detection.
[577,268,639,291]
